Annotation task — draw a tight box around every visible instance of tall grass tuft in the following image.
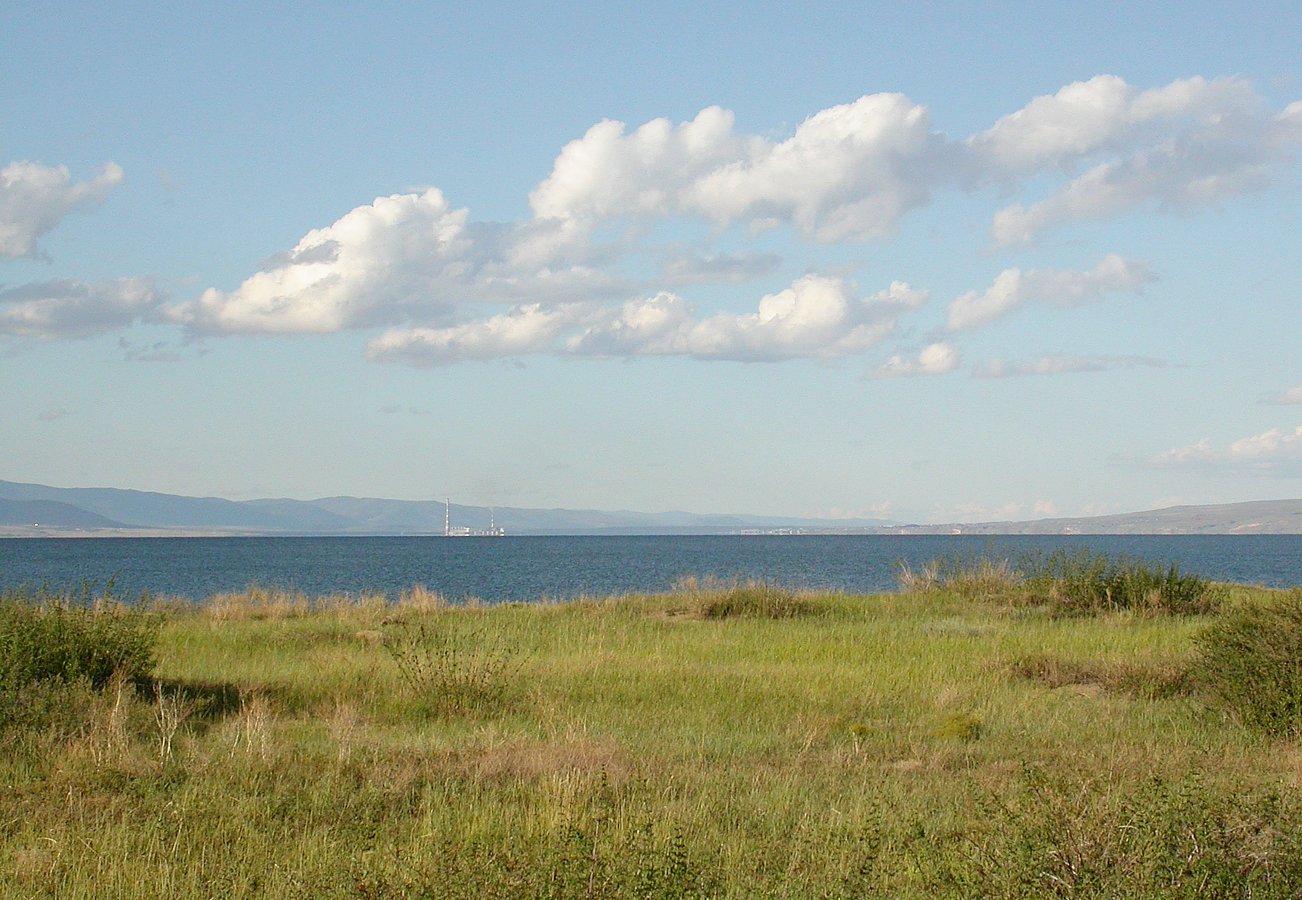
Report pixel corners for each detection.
[382,617,522,717]
[677,576,823,619]
[899,550,1220,616]
[1021,549,1219,615]
[1195,588,1302,736]
[897,555,1019,600]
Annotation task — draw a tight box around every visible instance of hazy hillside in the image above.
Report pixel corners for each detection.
[889,499,1302,535]
[1,480,1297,536]
[0,480,889,535]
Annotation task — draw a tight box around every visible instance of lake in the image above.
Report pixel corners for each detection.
[1,534,1299,603]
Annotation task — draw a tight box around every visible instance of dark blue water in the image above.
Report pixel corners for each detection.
[0,535,1298,603]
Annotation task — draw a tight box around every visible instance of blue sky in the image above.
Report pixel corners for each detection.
[2,1,1300,522]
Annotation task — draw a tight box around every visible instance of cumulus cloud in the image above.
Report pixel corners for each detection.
[1151,425,1302,474]
[166,189,626,334]
[529,95,949,244]
[873,342,960,378]
[368,276,926,366]
[579,277,925,361]
[368,302,591,365]
[946,254,1153,331]
[0,277,160,339]
[973,354,1167,378]
[983,76,1302,246]
[137,74,1299,362]
[1,161,123,258]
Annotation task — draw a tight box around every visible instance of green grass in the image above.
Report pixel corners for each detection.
[2,576,1302,897]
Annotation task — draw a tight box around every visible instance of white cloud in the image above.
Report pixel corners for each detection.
[970,75,1252,174]
[683,94,948,242]
[973,354,1167,378]
[145,75,1298,359]
[529,95,949,244]
[167,188,625,334]
[1269,385,1302,405]
[529,106,749,223]
[984,76,1302,246]
[0,277,160,339]
[0,161,123,259]
[368,276,927,365]
[1151,425,1302,474]
[367,302,590,366]
[946,254,1153,331]
[578,277,925,362]
[926,501,1024,524]
[874,342,959,378]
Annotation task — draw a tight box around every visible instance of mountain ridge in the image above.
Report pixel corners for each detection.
[0,480,1298,535]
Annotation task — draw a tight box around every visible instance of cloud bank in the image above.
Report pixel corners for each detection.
[1151,425,1302,475]
[9,75,1300,367]
[367,277,928,365]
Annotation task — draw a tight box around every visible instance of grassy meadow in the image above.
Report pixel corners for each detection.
[4,558,1302,897]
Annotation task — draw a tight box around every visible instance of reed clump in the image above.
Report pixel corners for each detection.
[676,576,824,619]
[899,549,1221,616]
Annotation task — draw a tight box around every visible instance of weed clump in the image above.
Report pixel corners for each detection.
[678,577,822,619]
[945,768,1302,896]
[1022,549,1219,616]
[897,556,1019,599]
[382,616,522,717]
[0,585,160,735]
[898,550,1220,616]
[0,586,159,691]
[1009,654,1191,699]
[1195,589,1302,736]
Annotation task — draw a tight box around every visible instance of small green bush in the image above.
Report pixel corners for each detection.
[1195,589,1302,736]
[382,617,521,717]
[0,585,160,733]
[900,550,1220,616]
[1022,550,1219,616]
[0,586,160,691]
[688,580,821,619]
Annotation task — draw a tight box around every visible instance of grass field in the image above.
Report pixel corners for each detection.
[3,569,1302,897]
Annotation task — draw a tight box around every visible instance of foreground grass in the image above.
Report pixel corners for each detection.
[4,582,1302,897]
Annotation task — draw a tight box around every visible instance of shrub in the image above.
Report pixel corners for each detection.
[0,586,159,691]
[944,768,1302,896]
[1195,589,1302,736]
[1022,550,1219,616]
[0,585,160,733]
[382,616,521,716]
[679,578,821,619]
[899,550,1220,616]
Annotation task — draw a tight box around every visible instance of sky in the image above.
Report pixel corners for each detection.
[2,0,1300,523]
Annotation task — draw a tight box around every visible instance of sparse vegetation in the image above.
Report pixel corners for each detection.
[899,549,1222,615]
[2,571,1301,896]
[1195,587,1302,736]
[677,576,825,619]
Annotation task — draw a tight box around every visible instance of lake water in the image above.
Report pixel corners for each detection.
[1,534,1299,603]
